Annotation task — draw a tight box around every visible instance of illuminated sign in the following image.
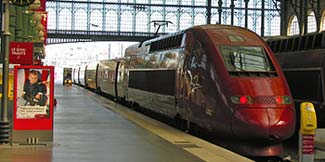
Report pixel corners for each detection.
[9,42,34,65]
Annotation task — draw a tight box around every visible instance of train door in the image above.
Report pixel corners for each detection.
[116,60,126,100]
[115,61,120,98]
[182,35,217,129]
[187,39,206,118]
[95,63,99,92]
[179,31,205,130]
[77,67,81,85]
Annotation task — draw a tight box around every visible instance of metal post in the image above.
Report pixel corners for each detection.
[2,0,10,122]
[0,0,11,143]
[218,0,222,24]
[261,0,265,37]
[244,0,249,28]
[230,0,235,25]
[280,0,286,35]
[206,0,211,24]
[300,0,305,35]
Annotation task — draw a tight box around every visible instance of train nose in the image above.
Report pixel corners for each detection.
[231,108,296,140]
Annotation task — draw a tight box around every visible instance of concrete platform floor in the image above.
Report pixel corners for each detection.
[0,84,252,162]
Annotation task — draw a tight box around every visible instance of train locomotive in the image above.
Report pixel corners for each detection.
[74,24,296,157]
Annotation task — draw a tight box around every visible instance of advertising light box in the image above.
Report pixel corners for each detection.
[12,65,54,144]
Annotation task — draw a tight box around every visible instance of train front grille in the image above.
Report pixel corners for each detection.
[251,96,277,104]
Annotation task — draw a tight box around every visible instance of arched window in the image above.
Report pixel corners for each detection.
[194,13,206,25]
[105,11,118,31]
[288,15,299,36]
[225,14,231,25]
[165,13,177,33]
[211,13,219,24]
[247,16,254,30]
[248,11,261,35]
[58,9,71,30]
[136,12,148,32]
[74,9,87,30]
[248,15,261,35]
[90,10,103,31]
[47,8,56,30]
[180,13,192,30]
[307,11,317,33]
[235,13,245,28]
[265,16,280,36]
[233,13,242,27]
[121,11,133,32]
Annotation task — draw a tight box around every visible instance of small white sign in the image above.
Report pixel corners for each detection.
[17,106,47,118]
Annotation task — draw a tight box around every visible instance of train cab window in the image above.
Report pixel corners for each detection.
[219,46,274,72]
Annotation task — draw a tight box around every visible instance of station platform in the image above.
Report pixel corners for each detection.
[0,84,253,162]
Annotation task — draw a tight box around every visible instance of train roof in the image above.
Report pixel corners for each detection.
[141,24,256,44]
[124,24,265,56]
[197,24,266,46]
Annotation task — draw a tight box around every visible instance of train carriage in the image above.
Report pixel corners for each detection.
[129,24,295,156]
[72,67,79,84]
[81,24,296,157]
[85,62,98,91]
[78,65,86,86]
[96,59,125,99]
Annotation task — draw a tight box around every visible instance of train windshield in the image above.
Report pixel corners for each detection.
[219,46,274,72]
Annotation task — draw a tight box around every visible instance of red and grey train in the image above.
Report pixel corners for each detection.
[73,24,296,157]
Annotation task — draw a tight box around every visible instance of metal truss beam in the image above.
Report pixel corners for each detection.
[47,29,158,44]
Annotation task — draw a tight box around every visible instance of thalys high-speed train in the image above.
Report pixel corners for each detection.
[73,24,296,156]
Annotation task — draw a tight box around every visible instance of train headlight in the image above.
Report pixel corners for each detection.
[275,96,283,104]
[68,80,72,84]
[230,96,252,104]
